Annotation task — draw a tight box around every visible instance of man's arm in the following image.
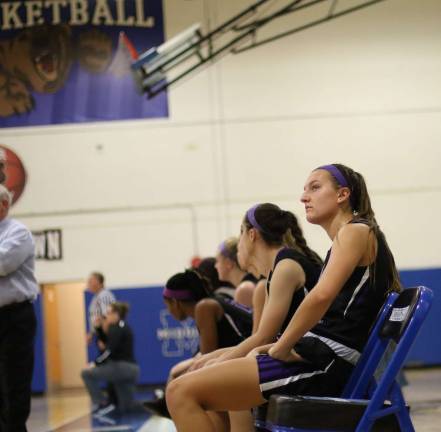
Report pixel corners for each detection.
[0,226,34,276]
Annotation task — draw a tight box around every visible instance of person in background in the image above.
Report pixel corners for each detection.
[81,302,141,415]
[86,272,115,346]
[196,257,236,300]
[85,272,117,407]
[144,269,253,419]
[215,237,257,308]
[0,184,39,432]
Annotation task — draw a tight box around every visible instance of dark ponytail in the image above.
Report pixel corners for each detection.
[244,203,322,267]
[282,211,323,267]
[322,163,401,294]
[194,257,221,291]
[165,269,212,301]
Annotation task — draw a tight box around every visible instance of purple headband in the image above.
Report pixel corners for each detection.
[318,165,349,188]
[163,287,195,301]
[219,241,231,259]
[219,241,228,256]
[219,240,238,264]
[246,204,266,233]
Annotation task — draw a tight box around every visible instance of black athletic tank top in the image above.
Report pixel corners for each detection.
[267,248,322,335]
[309,220,391,353]
[216,299,253,348]
[213,273,256,347]
[241,273,258,284]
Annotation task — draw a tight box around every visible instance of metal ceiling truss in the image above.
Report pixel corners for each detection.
[129,0,386,99]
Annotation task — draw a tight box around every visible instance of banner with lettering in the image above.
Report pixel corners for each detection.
[0,0,168,127]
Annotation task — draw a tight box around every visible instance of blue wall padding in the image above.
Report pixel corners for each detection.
[400,268,441,365]
[84,287,199,385]
[32,297,46,393]
[32,267,441,392]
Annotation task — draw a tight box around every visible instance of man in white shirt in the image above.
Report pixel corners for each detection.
[0,185,39,432]
[86,272,115,345]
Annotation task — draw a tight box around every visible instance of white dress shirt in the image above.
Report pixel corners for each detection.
[0,218,39,307]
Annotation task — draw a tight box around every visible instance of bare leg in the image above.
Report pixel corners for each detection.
[230,410,254,432]
[166,357,265,432]
[208,411,230,432]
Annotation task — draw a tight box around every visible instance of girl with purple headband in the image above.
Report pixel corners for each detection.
[166,165,401,432]
[162,269,250,354]
[144,268,254,418]
[169,203,322,431]
[215,237,258,308]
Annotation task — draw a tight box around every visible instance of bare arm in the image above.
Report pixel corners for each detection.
[268,224,371,361]
[194,298,224,354]
[252,279,267,334]
[234,280,256,308]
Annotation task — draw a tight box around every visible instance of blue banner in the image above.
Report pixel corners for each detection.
[0,0,168,127]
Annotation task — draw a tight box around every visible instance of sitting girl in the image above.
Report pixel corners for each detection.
[166,164,400,432]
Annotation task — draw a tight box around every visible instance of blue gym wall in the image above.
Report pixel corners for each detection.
[84,287,199,385]
[31,267,440,393]
[32,296,46,393]
[400,268,441,366]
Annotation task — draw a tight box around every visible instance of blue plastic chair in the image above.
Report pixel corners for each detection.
[264,286,433,432]
[341,291,399,398]
[254,291,398,431]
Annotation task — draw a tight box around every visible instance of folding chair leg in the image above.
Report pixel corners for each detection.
[396,412,415,432]
[354,395,385,432]
[390,381,415,432]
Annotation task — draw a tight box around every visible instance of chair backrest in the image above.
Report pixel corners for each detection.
[353,286,433,431]
[349,286,433,401]
[258,287,432,432]
[380,288,421,342]
[341,291,398,398]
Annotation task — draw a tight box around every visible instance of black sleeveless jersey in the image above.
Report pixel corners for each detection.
[241,273,258,284]
[211,273,256,347]
[309,220,391,354]
[214,298,252,348]
[267,248,322,335]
